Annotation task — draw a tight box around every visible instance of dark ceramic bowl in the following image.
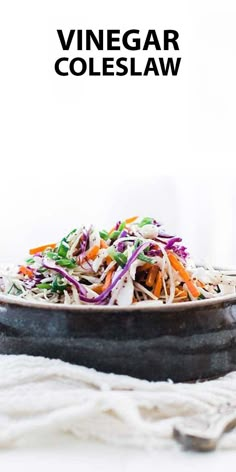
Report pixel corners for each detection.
[0,293,236,382]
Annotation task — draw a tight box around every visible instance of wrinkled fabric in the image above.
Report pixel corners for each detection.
[0,355,236,449]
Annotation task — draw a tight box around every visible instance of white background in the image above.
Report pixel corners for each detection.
[0,0,236,267]
[1,436,236,472]
[0,0,236,468]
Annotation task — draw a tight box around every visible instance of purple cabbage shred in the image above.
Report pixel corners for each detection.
[165,237,182,250]
[117,242,125,252]
[115,221,121,230]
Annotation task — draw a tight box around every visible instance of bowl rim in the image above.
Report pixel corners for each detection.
[0,292,236,312]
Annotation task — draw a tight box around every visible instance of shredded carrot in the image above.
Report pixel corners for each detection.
[175,287,186,296]
[29,243,56,255]
[175,288,188,299]
[86,245,100,260]
[19,266,34,278]
[92,284,104,294]
[125,216,138,224]
[186,280,200,298]
[146,266,158,287]
[168,252,200,298]
[175,287,181,296]
[153,271,162,297]
[102,267,115,291]
[168,252,189,282]
[105,255,113,265]
[100,239,108,249]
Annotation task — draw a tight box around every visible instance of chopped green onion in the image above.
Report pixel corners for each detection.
[118,221,126,231]
[134,239,142,248]
[56,258,76,268]
[66,228,77,239]
[109,230,121,240]
[108,247,127,267]
[26,258,35,264]
[113,252,127,267]
[99,230,109,241]
[139,217,153,227]
[198,293,206,300]
[58,239,69,258]
[36,283,52,290]
[51,276,68,293]
[46,251,59,261]
[45,250,76,268]
[138,253,155,264]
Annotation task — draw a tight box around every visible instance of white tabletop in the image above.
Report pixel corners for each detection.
[1,434,236,472]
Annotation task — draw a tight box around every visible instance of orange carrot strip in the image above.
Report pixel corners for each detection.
[168,252,190,282]
[125,216,138,224]
[105,255,113,265]
[100,239,108,249]
[174,287,181,296]
[146,266,158,287]
[168,252,200,298]
[86,245,100,260]
[186,280,200,298]
[153,271,162,297]
[19,266,34,278]
[102,267,115,292]
[29,243,56,255]
[175,288,188,299]
[92,284,104,295]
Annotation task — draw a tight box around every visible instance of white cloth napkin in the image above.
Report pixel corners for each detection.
[0,355,236,449]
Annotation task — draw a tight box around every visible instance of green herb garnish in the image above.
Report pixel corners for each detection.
[58,239,69,258]
[56,258,76,269]
[36,283,52,290]
[138,253,154,264]
[51,276,68,293]
[138,217,153,227]
[99,230,109,241]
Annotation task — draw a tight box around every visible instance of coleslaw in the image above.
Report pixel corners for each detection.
[0,216,236,306]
